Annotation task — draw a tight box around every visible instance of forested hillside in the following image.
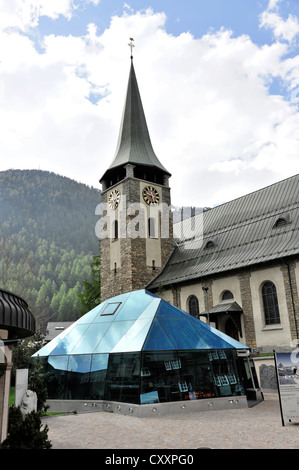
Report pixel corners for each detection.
[0,169,101,330]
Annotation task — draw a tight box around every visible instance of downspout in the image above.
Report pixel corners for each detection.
[170,284,179,308]
[282,260,299,340]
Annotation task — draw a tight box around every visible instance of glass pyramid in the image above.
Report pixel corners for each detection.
[31,290,249,405]
[34,290,247,357]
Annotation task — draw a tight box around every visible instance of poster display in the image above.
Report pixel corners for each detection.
[274,352,299,425]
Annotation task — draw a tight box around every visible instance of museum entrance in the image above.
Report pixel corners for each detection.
[236,353,264,406]
[225,317,239,341]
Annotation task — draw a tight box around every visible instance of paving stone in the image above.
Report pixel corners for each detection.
[42,393,299,449]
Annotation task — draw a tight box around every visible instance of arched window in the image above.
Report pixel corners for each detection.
[222,290,234,301]
[262,281,281,325]
[188,295,199,318]
[148,217,156,238]
[113,220,118,240]
[205,240,215,249]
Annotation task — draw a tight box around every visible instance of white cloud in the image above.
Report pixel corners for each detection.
[0,0,75,32]
[260,0,299,43]
[0,3,298,207]
[260,10,299,42]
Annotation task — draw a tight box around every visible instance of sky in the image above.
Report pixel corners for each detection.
[0,0,299,208]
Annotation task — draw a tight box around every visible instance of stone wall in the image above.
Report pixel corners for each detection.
[100,177,174,302]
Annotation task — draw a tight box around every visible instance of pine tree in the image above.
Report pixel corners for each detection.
[78,252,101,316]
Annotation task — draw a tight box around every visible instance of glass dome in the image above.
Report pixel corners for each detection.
[31,290,250,405]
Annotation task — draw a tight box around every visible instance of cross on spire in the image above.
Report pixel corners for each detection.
[128,38,135,60]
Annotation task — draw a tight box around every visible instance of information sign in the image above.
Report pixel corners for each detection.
[274,351,299,426]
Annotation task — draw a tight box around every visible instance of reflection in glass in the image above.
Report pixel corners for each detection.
[66,355,92,400]
[105,353,140,404]
[47,355,69,399]
[49,324,90,355]
[90,354,109,399]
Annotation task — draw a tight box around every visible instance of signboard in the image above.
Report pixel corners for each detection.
[274,351,299,426]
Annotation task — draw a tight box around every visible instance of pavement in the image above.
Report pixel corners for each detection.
[42,392,299,450]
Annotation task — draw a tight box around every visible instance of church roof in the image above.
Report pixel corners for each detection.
[148,174,299,288]
[100,61,170,183]
[33,290,247,357]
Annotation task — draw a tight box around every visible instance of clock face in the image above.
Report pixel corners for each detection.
[108,189,120,209]
[143,186,160,205]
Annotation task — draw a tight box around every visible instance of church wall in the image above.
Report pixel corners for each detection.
[157,259,299,351]
[250,266,292,349]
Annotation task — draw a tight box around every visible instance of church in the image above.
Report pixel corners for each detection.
[99,49,299,355]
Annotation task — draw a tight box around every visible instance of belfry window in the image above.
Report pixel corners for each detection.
[148,218,157,238]
[262,281,281,325]
[113,220,118,240]
[188,295,199,318]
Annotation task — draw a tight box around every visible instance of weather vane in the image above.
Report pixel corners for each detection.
[128,38,135,60]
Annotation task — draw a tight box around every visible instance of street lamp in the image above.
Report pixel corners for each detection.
[202,286,210,325]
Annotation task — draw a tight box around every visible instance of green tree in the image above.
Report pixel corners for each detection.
[78,252,101,316]
[1,357,51,449]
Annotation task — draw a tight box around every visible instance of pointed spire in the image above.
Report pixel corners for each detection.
[100,53,170,185]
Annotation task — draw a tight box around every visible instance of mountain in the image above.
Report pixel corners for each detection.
[0,169,101,329]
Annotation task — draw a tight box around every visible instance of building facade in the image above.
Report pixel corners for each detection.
[100,57,299,353]
[149,175,299,353]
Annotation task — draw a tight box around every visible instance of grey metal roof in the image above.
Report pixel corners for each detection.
[100,61,170,182]
[45,321,74,342]
[201,302,243,316]
[148,174,299,289]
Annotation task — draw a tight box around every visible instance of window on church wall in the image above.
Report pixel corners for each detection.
[188,296,199,318]
[222,290,234,301]
[262,281,281,325]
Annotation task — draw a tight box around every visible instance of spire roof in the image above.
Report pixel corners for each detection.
[100,60,170,183]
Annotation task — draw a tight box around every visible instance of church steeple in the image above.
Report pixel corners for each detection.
[99,47,173,302]
[100,53,171,190]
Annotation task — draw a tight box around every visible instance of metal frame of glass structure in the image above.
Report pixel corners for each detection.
[30,290,261,415]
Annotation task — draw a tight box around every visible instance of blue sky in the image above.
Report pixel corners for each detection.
[0,0,299,207]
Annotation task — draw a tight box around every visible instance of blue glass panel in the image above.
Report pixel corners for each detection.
[48,355,69,371]
[92,293,130,322]
[158,317,209,349]
[114,290,155,321]
[90,354,109,400]
[91,354,109,372]
[138,298,161,319]
[32,323,76,357]
[68,355,92,373]
[101,302,122,316]
[143,318,175,350]
[205,325,248,349]
[188,317,234,349]
[70,322,111,354]
[145,290,158,298]
[78,303,105,324]
[111,317,154,352]
[49,324,90,355]
[156,300,188,318]
[66,355,92,399]
[47,355,69,399]
[93,320,135,353]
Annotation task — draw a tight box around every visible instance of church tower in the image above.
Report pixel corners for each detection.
[99,44,173,301]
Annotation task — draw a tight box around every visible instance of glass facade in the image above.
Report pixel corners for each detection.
[31,290,254,406]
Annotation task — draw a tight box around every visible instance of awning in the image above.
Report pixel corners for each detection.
[0,288,36,339]
[200,301,243,336]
